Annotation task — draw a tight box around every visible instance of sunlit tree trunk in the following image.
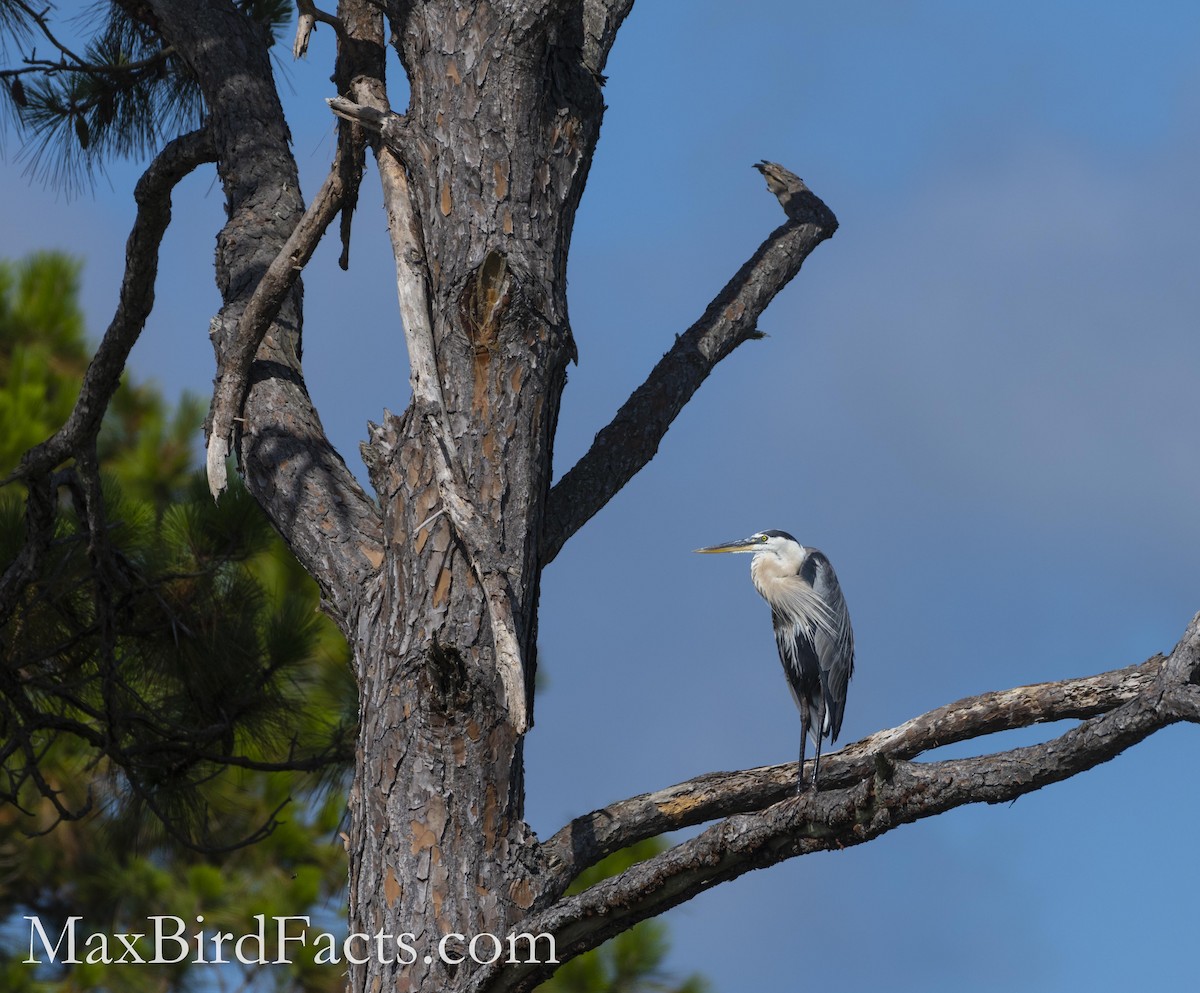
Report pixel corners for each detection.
[337,4,603,988]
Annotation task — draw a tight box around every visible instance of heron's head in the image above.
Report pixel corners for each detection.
[694,530,801,559]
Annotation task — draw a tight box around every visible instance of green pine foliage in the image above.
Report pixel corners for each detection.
[0,1,292,189]
[0,251,354,992]
[0,253,88,466]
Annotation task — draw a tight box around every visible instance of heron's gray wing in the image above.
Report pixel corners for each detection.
[802,550,855,741]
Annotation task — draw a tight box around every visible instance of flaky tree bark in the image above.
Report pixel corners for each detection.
[5,2,1199,992]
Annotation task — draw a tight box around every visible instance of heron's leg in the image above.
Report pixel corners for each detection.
[811,696,827,788]
[797,700,810,794]
[797,731,807,795]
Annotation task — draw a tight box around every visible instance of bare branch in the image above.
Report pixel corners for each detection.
[327,94,417,163]
[0,474,56,623]
[205,155,348,498]
[0,47,175,79]
[4,126,215,487]
[540,654,1165,894]
[293,0,347,58]
[326,0,387,269]
[7,0,91,68]
[540,162,837,565]
[474,616,1200,993]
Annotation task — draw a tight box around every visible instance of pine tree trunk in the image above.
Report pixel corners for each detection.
[344,5,602,989]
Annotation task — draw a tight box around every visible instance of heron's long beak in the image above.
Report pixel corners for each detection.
[694,537,759,554]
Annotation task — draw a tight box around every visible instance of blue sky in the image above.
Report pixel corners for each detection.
[5,2,1200,990]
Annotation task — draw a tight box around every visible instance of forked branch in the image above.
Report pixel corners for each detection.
[143,0,382,623]
[205,154,349,498]
[540,162,837,565]
[465,614,1200,993]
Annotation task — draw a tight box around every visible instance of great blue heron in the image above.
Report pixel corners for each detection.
[696,530,854,791]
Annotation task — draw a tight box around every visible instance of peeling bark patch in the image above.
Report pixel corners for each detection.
[361,544,385,569]
[550,116,582,158]
[384,865,402,907]
[433,567,452,607]
[447,59,461,85]
[656,794,700,818]
[409,819,439,854]
[510,366,523,393]
[440,178,453,216]
[405,446,425,490]
[460,249,513,415]
[426,794,448,836]
[509,878,534,910]
[414,485,440,531]
[493,159,509,200]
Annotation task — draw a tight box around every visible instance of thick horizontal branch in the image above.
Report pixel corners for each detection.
[539,653,1165,893]
[476,616,1200,993]
[4,126,215,486]
[327,96,424,166]
[540,163,837,566]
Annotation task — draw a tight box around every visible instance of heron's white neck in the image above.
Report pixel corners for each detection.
[749,544,804,600]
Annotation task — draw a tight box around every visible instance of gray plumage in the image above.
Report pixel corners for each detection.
[696,529,855,791]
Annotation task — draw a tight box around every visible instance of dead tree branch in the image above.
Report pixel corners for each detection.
[465,615,1200,993]
[4,126,215,486]
[205,155,348,498]
[539,652,1166,892]
[540,162,837,566]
